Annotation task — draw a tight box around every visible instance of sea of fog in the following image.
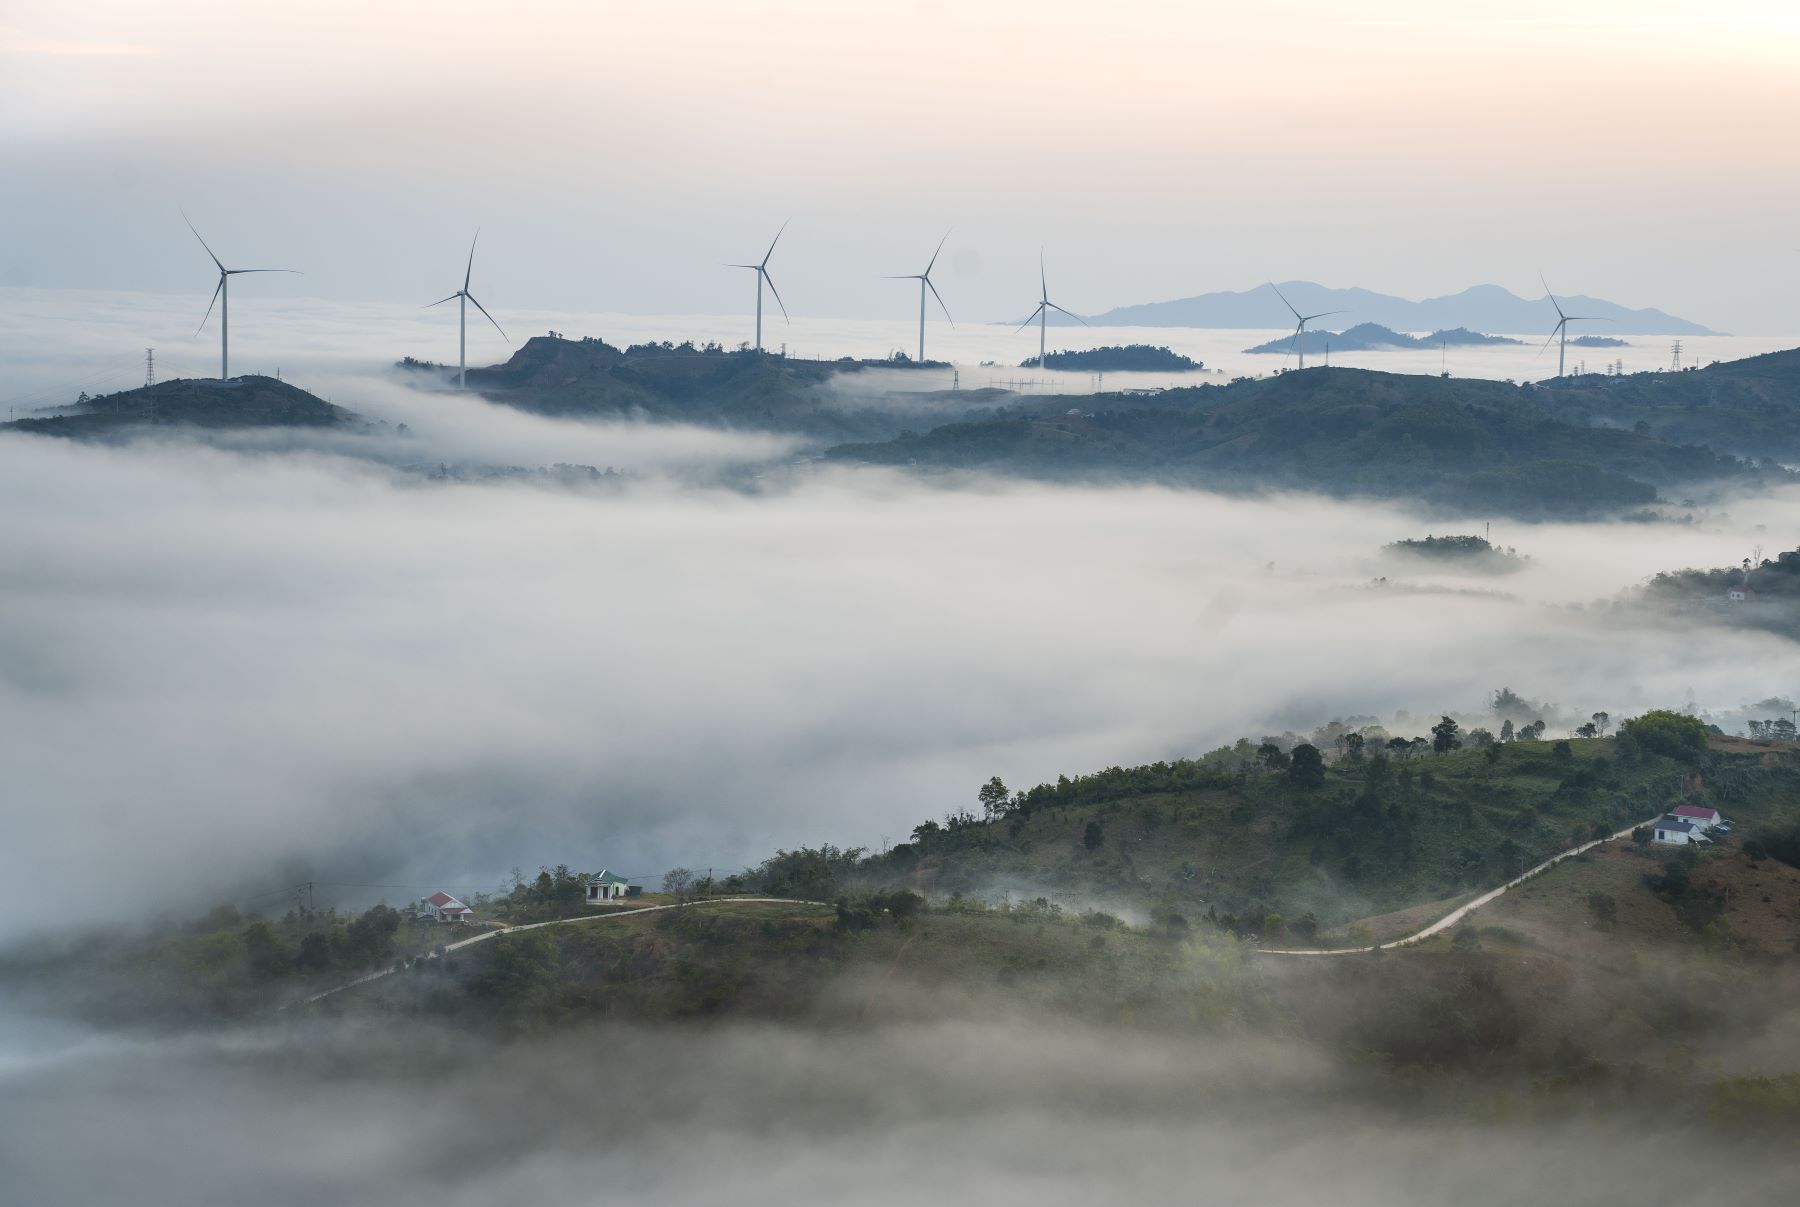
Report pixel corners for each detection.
[1,284,1799,930]
[2,286,1795,412]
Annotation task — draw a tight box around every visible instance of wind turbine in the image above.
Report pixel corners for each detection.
[1538,273,1601,379]
[1017,253,1087,370]
[886,230,954,363]
[731,221,789,354]
[1267,281,1343,371]
[426,231,509,389]
[185,212,299,380]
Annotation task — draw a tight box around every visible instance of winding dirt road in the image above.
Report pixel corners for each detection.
[1255,814,1662,956]
[294,897,827,1007]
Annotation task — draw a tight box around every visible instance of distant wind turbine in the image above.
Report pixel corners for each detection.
[731,221,790,354]
[885,230,954,363]
[426,231,509,389]
[184,212,299,380]
[1267,282,1343,371]
[1017,253,1087,370]
[1537,273,1602,379]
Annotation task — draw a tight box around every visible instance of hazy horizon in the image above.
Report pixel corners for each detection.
[5,2,1799,334]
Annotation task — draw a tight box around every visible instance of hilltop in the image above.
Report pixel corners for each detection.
[1530,346,1800,461]
[1025,344,1203,371]
[1243,323,1523,355]
[839,724,1799,937]
[3,376,357,438]
[1061,281,1716,335]
[433,335,1007,441]
[824,364,1772,517]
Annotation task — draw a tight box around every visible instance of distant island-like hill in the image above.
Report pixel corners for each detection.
[1043,281,1716,336]
[433,335,1014,442]
[824,360,1783,518]
[2,376,358,438]
[1570,335,1629,348]
[1243,323,1522,355]
[1024,344,1202,371]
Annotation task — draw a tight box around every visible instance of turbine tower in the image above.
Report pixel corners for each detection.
[885,230,954,363]
[1267,282,1343,371]
[1017,253,1087,370]
[731,221,790,354]
[1538,273,1600,379]
[427,231,510,389]
[185,213,299,380]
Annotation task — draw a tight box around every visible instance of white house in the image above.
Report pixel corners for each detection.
[1727,586,1751,603]
[421,890,471,922]
[1652,816,1711,846]
[584,869,636,902]
[1669,803,1724,831]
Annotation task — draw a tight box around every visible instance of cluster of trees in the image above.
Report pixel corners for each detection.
[1028,345,1202,371]
[834,890,924,932]
[238,904,406,982]
[1746,717,1797,742]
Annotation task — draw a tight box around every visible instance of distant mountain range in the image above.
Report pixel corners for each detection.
[1038,282,1717,336]
[1243,323,1522,355]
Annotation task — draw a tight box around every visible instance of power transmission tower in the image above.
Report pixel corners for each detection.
[1670,339,1682,371]
[144,348,155,387]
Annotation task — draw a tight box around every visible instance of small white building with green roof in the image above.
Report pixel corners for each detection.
[584,869,638,902]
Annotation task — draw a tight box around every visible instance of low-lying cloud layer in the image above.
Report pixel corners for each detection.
[2,415,1798,936]
[2,1015,1794,1207]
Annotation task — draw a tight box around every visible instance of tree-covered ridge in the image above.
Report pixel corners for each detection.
[1024,345,1202,371]
[1528,346,1800,460]
[825,365,1775,517]
[1384,534,1528,571]
[420,334,1004,442]
[3,376,358,437]
[1242,323,1523,355]
[817,710,1788,943]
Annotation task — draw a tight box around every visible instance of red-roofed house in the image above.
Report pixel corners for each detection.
[421,890,471,922]
[1670,804,1723,831]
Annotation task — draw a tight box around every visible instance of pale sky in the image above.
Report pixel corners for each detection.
[4,1,1798,331]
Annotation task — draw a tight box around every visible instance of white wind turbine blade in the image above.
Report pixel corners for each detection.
[926,276,954,326]
[761,219,790,269]
[1267,280,1302,322]
[1539,271,1567,321]
[182,211,226,272]
[1015,302,1047,333]
[1045,302,1088,326]
[425,293,461,308]
[227,268,301,276]
[924,229,951,277]
[197,276,224,334]
[464,230,480,292]
[465,293,510,342]
[1535,320,1567,357]
[1302,309,1346,325]
[761,270,790,322]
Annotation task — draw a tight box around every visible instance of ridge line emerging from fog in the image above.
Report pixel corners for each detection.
[1256,813,1665,956]
[290,896,831,1007]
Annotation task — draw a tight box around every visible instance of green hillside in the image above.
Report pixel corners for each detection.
[1534,346,1800,461]
[445,335,1005,441]
[4,376,357,437]
[846,729,1800,941]
[824,365,1775,517]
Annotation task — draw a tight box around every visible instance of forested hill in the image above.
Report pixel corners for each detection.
[444,335,1004,441]
[1532,346,1800,461]
[841,719,1798,943]
[824,365,1775,517]
[4,376,357,437]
